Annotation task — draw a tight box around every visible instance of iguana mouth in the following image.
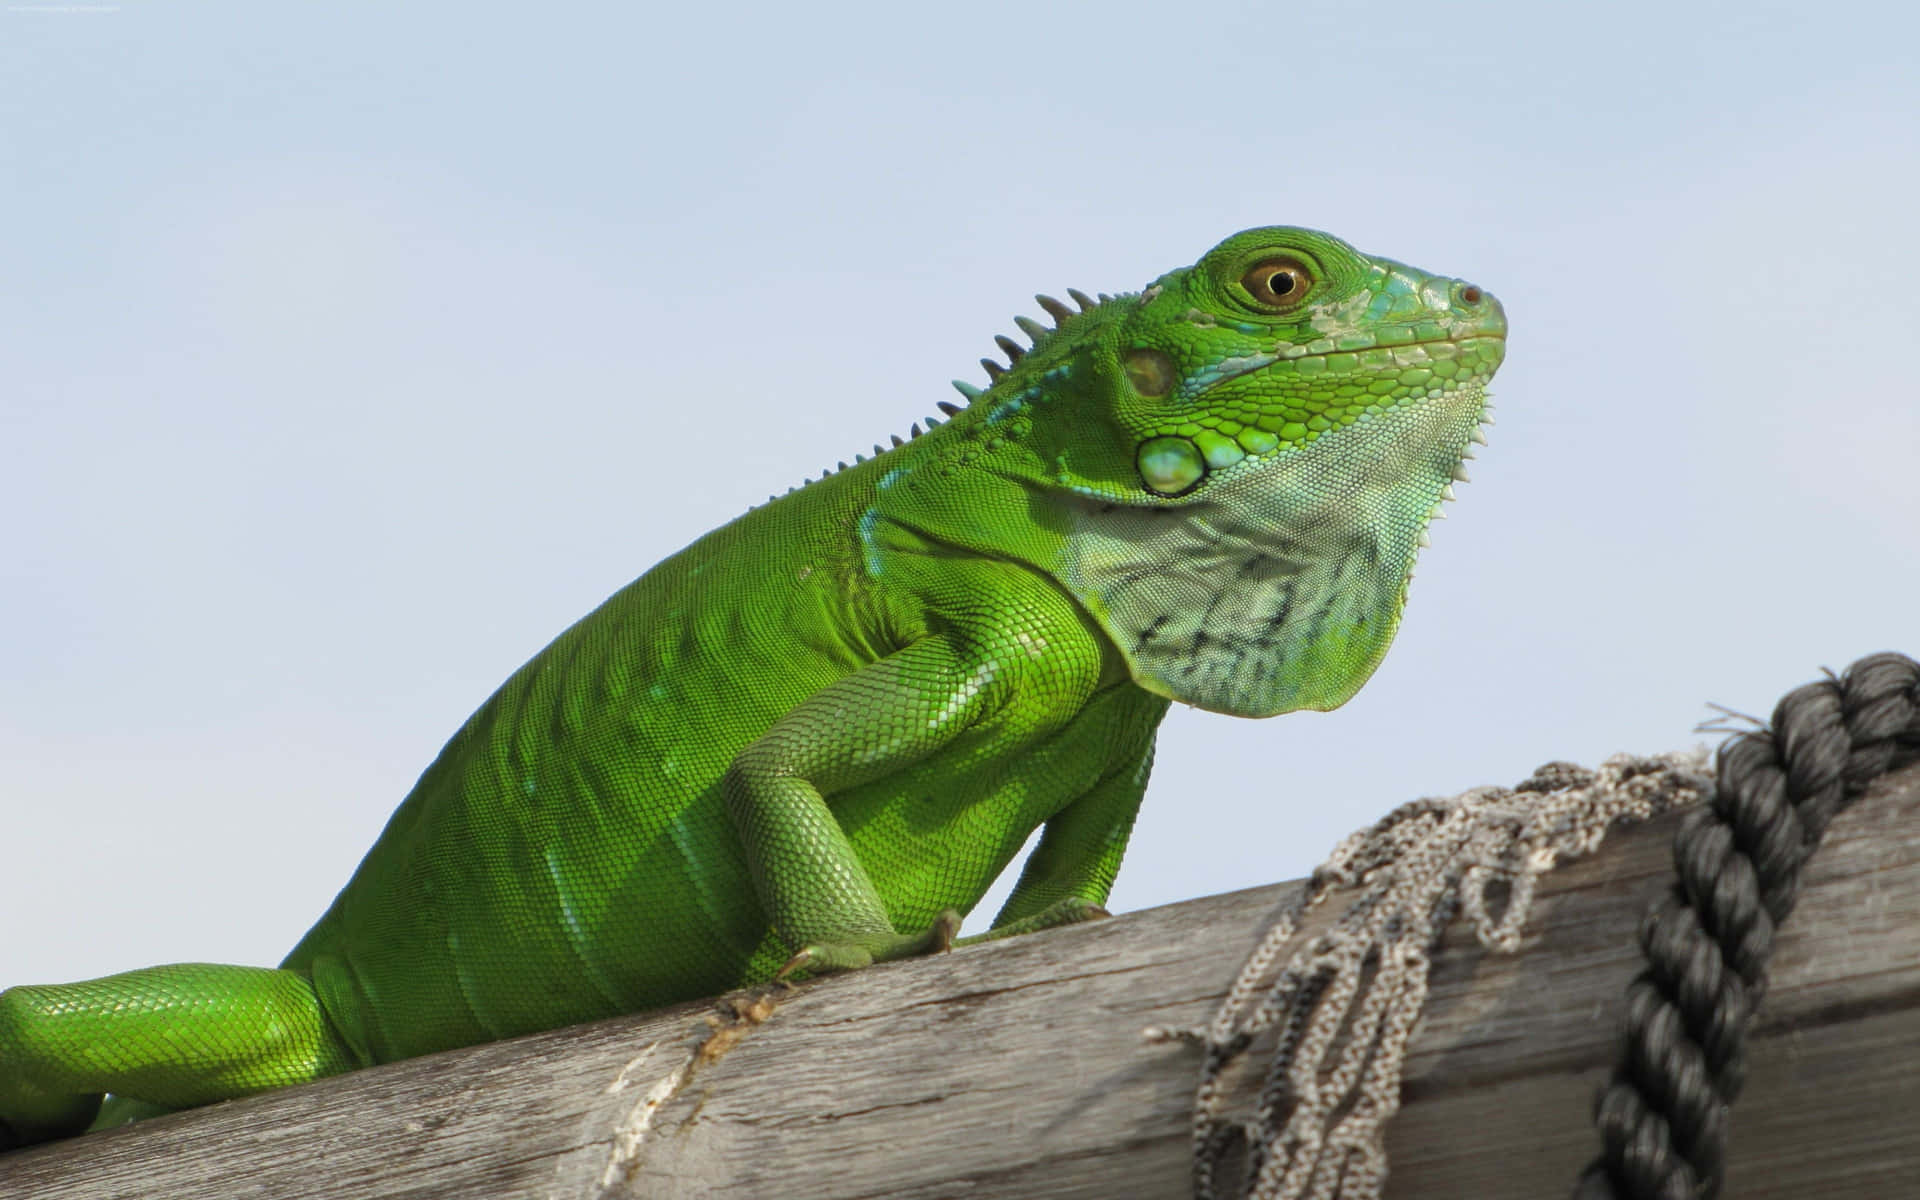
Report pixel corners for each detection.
[1211,330,1507,390]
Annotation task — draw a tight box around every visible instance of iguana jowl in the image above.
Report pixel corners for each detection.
[0,227,1506,1144]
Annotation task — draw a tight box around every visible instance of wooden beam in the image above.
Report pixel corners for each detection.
[6,762,1918,1199]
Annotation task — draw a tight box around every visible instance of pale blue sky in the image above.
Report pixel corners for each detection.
[5,1,1917,986]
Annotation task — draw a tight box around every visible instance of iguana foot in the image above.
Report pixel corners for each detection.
[957,897,1110,945]
[775,909,963,982]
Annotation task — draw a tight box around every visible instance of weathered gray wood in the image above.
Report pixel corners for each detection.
[5,763,1918,1199]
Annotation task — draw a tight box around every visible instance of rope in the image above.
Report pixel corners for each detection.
[1147,751,1715,1200]
[1574,651,1920,1200]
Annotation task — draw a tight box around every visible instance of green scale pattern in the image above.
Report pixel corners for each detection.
[0,226,1504,1145]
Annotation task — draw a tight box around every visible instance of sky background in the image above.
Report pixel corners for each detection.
[4,1,1916,987]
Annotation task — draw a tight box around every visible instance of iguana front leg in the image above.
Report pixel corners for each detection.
[966,700,1165,942]
[724,639,972,977]
[725,571,1108,979]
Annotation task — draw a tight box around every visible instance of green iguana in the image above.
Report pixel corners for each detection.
[0,226,1505,1145]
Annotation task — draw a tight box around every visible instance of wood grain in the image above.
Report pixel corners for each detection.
[5,763,1916,1199]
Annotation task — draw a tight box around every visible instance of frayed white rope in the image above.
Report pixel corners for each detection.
[1144,752,1713,1200]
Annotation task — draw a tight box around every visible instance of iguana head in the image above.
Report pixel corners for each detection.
[870,226,1506,718]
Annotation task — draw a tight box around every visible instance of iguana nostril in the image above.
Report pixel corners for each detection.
[1458,284,1483,305]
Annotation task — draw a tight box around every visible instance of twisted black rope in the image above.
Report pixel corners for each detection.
[1573,651,1920,1200]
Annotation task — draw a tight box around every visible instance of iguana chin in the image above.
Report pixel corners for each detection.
[0,227,1505,1145]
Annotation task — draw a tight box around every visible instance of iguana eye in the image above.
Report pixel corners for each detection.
[1239,257,1313,310]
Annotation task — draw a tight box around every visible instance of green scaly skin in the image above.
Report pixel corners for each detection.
[0,227,1505,1145]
